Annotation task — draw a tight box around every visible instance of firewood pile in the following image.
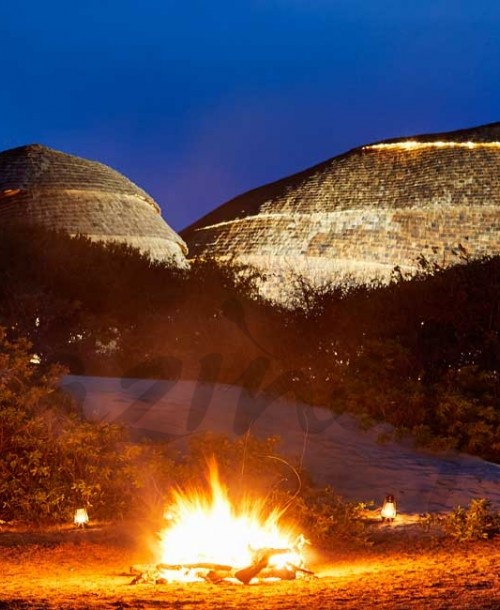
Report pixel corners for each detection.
[130,547,315,585]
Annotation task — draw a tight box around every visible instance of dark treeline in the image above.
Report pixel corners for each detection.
[0,225,498,462]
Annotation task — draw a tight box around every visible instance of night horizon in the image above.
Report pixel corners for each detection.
[1,1,499,231]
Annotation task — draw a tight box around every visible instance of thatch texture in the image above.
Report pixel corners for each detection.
[0,144,187,265]
[181,122,500,297]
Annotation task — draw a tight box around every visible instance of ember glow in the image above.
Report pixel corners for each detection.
[158,462,306,583]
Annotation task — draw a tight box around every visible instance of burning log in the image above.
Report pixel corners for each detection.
[130,563,234,585]
[234,556,270,584]
[130,567,163,585]
[157,562,233,572]
[234,548,291,584]
[129,546,314,585]
[259,567,296,580]
[205,568,235,584]
[289,563,315,577]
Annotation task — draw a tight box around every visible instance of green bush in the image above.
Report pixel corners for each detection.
[274,485,370,546]
[0,328,178,523]
[422,499,500,541]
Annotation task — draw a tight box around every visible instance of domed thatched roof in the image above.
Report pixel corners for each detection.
[0,144,187,264]
[182,122,500,296]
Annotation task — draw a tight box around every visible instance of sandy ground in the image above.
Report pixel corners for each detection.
[1,523,499,609]
[9,375,493,609]
[61,376,500,513]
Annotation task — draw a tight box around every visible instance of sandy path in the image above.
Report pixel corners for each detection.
[61,376,500,513]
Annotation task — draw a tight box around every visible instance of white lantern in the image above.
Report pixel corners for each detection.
[74,507,89,527]
[381,495,397,522]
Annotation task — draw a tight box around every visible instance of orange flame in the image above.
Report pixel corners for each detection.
[158,461,304,582]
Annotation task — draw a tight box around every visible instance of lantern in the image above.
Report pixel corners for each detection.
[74,507,89,527]
[381,495,397,522]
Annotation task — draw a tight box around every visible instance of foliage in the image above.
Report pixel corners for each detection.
[421,499,500,541]
[274,485,370,546]
[0,328,179,523]
[175,432,283,489]
[0,331,369,546]
[0,329,365,538]
[0,225,499,462]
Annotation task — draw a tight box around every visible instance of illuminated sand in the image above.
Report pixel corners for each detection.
[1,526,499,609]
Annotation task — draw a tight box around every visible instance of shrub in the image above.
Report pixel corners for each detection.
[0,327,178,523]
[422,498,500,541]
[276,485,370,547]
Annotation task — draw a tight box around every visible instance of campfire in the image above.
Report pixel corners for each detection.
[132,461,313,585]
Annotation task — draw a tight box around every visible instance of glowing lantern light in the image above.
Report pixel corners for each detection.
[381,495,397,522]
[74,508,89,527]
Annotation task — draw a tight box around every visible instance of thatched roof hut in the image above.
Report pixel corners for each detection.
[0,144,187,265]
[181,122,500,298]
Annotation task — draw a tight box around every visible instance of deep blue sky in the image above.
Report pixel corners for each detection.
[1,1,499,230]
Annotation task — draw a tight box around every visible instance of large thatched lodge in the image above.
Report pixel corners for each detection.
[1,122,499,301]
[0,144,187,266]
[181,121,500,299]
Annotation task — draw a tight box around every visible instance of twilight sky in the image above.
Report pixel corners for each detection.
[1,1,499,231]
